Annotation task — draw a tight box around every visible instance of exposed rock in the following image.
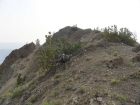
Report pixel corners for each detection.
[0,42,35,72]
[97,97,103,102]
[106,57,123,69]
[132,44,140,52]
[132,52,140,62]
[72,97,79,105]
[1,98,11,105]
[0,42,35,85]
[89,99,94,105]
[52,26,92,43]
[101,101,107,105]
[130,99,136,103]
[129,71,140,78]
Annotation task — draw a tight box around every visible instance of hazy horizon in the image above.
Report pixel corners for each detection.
[0,42,25,49]
[0,42,25,64]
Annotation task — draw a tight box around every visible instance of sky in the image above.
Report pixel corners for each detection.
[0,0,140,46]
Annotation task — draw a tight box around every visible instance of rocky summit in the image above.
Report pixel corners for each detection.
[0,26,140,105]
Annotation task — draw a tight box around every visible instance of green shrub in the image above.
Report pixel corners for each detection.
[27,102,33,105]
[37,35,82,70]
[4,92,13,98]
[0,85,24,100]
[37,35,58,70]
[0,92,13,100]
[56,37,82,54]
[17,74,26,86]
[101,25,136,46]
[13,85,24,96]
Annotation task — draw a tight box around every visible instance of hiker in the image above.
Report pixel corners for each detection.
[56,53,72,69]
[58,53,66,63]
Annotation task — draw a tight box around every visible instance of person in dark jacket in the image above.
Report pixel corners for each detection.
[56,53,72,69]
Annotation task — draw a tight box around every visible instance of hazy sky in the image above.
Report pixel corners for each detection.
[0,0,140,45]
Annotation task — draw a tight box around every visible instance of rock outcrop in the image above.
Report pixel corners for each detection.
[0,42,35,80]
[52,26,92,43]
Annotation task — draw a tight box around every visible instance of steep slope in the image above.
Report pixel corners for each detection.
[0,42,35,86]
[0,26,140,105]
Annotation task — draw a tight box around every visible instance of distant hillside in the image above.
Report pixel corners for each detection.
[0,49,13,64]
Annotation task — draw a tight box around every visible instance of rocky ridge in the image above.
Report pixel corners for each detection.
[0,42,35,86]
[0,26,140,105]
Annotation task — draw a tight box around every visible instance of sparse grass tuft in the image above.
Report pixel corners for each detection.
[0,85,24,100]
[121,75,127,80]
[29,94,37,103]
[42,102,53,105]
[94,87,100,93]
[4,92,13,98]
[38,69,45,75]
[53,101,61,105]
[13,85,24,96]
[42,101,61,105]
[94,88,108,97]
[64,83,71,90]
[53,78,60,85]
[79,86,85,94]
[111,78,120,84]
[126,61,132,67]
[116,94,126,102]
[130,71,140,78]
[113,51,118,56]
[54,73,61,79]
[53,89,59,96]
[100,89,108,97]
[27,102,33,105]
[86,56,92,61]
[0,92,13,99]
